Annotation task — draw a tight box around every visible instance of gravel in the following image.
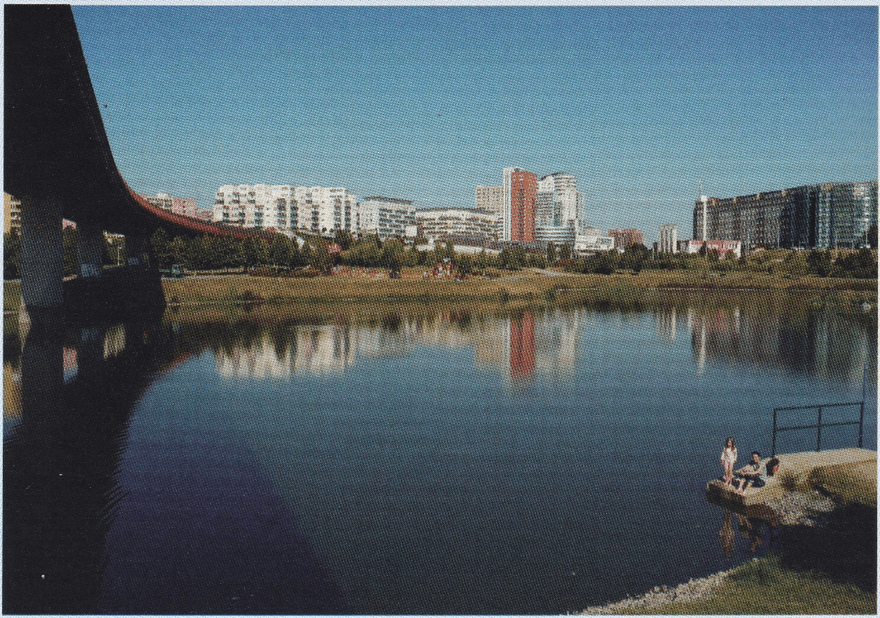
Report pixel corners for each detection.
[578,570,731,614]
[764,490,837,527]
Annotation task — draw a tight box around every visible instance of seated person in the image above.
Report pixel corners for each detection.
[733,453,780,495]
[733,451,765,495]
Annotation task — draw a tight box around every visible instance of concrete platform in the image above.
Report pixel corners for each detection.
[705,448,877,508]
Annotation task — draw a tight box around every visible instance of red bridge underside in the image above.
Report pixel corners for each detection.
[4,4,274,242]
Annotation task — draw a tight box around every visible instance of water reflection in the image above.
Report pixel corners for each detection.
[211,309,586,388]
[651,304,874,384]
[3,317,158,614]
[2,299,875,614]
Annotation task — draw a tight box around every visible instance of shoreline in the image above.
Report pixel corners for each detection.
[578,478,870,615]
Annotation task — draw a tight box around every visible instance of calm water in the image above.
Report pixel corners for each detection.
[4,295,877,614]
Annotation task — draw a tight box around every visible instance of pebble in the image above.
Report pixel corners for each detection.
[579,570,729,614]
[764,491,836,527]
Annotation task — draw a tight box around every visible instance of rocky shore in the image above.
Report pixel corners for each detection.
[579,570,731,615]
[764,489,836,527]
[578,490,839,615]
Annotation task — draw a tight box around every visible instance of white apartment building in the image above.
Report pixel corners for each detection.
[537,172,583,226]
[475,185,503,214]
[659,224,678,254]
[213,184,298,230]
[416,208,498,243]
[357,196,416,240]
[213,184,357,235]
[294,186,357,236]
[501,166,522,242]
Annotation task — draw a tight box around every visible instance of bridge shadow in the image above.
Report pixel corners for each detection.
[3,311,347,615]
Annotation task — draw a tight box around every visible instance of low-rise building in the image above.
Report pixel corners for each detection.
[608,228,644,250]
[574,227,615,254]
[358,196,416,240]
[417,208,498,244]
[681,239,741,259]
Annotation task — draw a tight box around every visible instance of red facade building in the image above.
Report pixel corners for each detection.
[608,228,644,250]
[510,170,537,242]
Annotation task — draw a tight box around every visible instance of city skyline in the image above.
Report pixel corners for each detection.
[72,6,877,244]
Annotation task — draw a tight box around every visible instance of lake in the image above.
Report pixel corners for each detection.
[4,293,876,614]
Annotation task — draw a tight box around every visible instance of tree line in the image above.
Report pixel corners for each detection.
[4,228,876,280]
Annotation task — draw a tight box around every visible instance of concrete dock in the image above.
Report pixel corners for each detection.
[705,447,877,507]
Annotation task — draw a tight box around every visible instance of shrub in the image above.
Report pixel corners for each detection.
[239,289,264,305]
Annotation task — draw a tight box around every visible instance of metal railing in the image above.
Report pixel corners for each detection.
[771,401,865,457]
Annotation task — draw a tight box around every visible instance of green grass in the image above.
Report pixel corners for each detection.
[809,461,877,508]
[624,555,876,615]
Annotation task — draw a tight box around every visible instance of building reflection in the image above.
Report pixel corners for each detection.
[211,309,584,387]
[676,305,876,384]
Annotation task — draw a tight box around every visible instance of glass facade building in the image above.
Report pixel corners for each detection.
[693,180,878,250]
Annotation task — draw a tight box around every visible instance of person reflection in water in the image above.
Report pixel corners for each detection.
[737,515,764,553]
[719,510,736,558]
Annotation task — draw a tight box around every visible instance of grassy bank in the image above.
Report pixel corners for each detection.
[157,269,877,311]
[4,269,875,315]
[623,554,875,615]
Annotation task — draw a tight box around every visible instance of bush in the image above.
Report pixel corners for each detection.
[239,289,264,304]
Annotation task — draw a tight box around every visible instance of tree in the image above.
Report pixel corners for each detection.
[62,226,78,276]
[593,250,618,275]
[807,250,832,277]
[457,254,474,275]
[476,249,491,270]
[868,223,878,249]
[150,228,172,269]
[214,233,240,270]
[546,242,557,263]
[310,240,333,272]
[558,243,572,261]
[241,236,268,270]
[381,239,405,272]
[269,234,295,269]
[333,229,354,251]
[168,236,188,268]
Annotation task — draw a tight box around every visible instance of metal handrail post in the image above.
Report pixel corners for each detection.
[859,401,864,449]
[772,408,777,457]
[816,406,822,452]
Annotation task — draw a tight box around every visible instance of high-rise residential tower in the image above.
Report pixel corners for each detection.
[502,167,537,242]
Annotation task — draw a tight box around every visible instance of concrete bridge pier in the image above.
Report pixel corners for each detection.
[19,196,64,316]
[126,234,147,266]
[77,224,105,278]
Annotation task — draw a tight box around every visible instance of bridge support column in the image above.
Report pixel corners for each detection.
[20,196,63,314]
[126,234,146,266]
[77,224,105,278]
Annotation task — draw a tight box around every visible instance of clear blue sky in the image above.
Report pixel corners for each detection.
[72,6,877,243]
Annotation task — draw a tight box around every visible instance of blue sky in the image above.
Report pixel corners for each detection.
[72,6,877,243]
